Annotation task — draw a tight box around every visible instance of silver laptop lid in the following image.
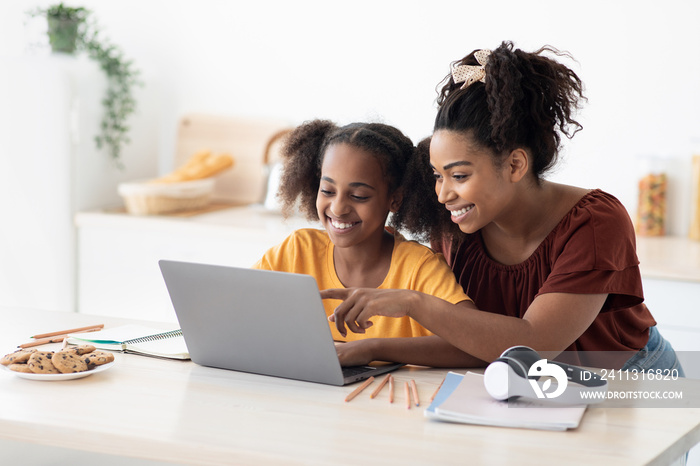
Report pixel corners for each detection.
[159,260,346,385]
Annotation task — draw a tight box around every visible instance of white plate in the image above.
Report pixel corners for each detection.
[0,361,115,381]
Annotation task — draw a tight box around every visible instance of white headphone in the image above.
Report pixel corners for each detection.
[483,346,608,405]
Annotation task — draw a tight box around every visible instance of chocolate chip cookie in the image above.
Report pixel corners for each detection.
[51,350,88,374]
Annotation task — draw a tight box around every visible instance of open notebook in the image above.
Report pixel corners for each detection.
[425,372,585,431]
[66,324,190,360]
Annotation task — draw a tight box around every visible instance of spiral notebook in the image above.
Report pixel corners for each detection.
[66,324,190,360]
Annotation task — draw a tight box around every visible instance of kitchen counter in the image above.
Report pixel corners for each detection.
[75,206,700,353]
[76,203,316,237]
[636,235,700,283]
[635,235,700,353]
[75,204,318,322]
[77,206,700,283]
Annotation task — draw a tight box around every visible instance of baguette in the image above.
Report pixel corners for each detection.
[152,150,234,183]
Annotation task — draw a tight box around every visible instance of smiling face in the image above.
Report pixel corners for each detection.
[429,130,517,234]
[316,143,398,249]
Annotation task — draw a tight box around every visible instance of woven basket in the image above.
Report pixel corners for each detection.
[118,178,215,215]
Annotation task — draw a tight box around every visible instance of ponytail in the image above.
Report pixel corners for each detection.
[393,137,460,243]
[278,119,336,220]
[435,41,586,180]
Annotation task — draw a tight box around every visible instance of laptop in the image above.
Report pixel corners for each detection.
[158,260,404,386]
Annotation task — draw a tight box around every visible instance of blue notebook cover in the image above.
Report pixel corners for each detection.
[425,371,465,417]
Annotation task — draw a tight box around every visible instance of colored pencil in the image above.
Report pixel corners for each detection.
[389,375,394,403]
[19,326,104,349]
[31,324,104,339]
[430,375,446,402]
[404,381,411,409]
[344,377,375,402]
[370,373,391,399]
[410,379,420,407]
[19,336,66,348]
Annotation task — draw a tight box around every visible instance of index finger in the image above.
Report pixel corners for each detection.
[320,288,351,300]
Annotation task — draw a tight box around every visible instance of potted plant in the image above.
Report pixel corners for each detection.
[28,3,141,167]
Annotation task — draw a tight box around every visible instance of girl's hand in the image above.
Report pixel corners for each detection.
[321,288,421,337]
[334,340,375,366]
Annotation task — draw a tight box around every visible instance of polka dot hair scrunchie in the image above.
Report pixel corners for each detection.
[451,49,491,89]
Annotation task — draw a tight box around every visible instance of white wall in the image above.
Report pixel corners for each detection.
[2,0,700,234]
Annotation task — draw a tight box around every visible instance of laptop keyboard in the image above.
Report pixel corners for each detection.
[342,365,375,377]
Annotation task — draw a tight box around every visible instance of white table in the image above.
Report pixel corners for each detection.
[1,307,699,465]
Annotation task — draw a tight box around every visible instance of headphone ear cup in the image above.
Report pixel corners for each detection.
[484,346,543,401]
[483,358,524,401]
[500,346,542,370]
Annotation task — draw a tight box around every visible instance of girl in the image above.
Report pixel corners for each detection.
[254,120,477,365]
[323,42,683,373]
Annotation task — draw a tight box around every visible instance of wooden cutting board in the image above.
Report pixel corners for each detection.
[174,113,292,204]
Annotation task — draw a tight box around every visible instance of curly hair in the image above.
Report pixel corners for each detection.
[276,119,419,232]
[393,136,460,243]
[400,41,587,242]
[436,41,586,177]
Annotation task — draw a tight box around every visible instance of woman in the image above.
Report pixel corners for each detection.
[322,41,683,373]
